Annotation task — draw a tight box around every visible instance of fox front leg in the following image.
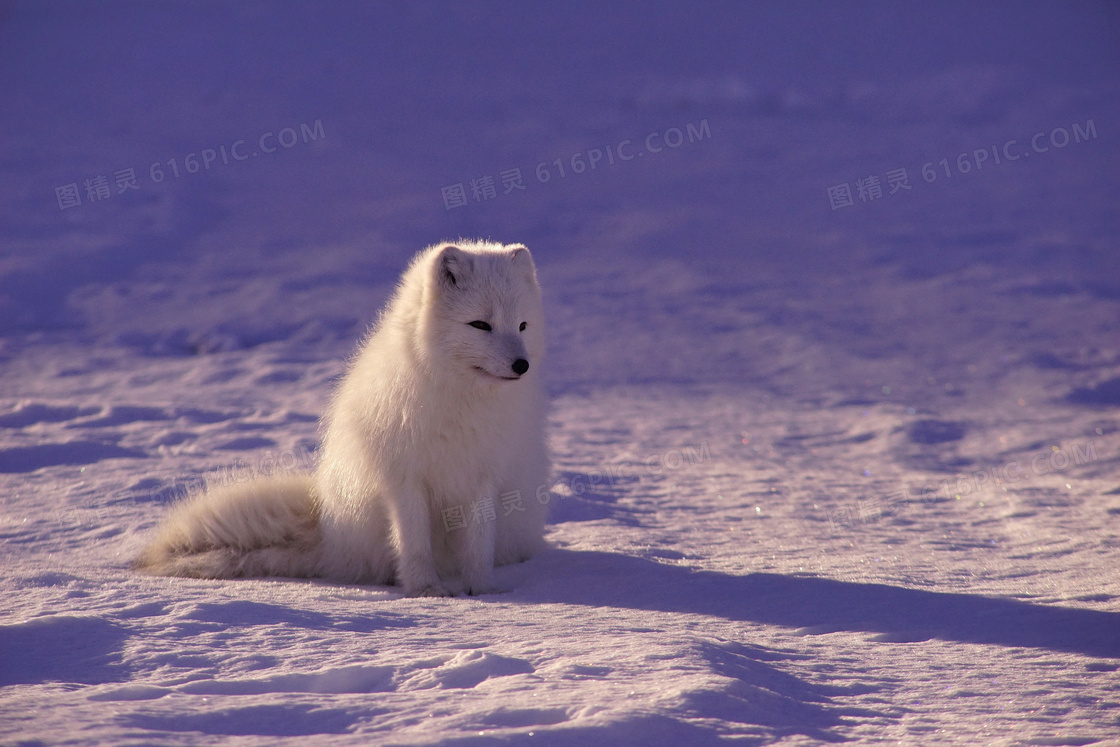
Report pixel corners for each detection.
[455,496,499,596]
[389,486,451,597]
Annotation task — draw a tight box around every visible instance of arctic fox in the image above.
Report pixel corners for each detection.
[135,240,550,596]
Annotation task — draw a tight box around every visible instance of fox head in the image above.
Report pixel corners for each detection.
[420,241,545,384]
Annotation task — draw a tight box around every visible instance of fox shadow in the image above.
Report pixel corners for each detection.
[516,549,1120,659]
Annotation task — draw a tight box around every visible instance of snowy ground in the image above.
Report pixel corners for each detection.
[2,2,1119,744]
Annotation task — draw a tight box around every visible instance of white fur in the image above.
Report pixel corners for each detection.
[135,240,550,596]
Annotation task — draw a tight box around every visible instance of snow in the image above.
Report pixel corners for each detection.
[2,0,1119,743]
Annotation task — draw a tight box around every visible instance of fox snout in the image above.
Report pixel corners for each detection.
[470,335,531,381]
[498,333,531,379]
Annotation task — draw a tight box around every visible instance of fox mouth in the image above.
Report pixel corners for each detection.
[472,366,521,381]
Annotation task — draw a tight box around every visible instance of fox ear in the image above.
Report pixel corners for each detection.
[436,245,472,289]
[508,245,535,271]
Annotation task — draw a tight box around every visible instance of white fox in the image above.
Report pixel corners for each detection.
[135,240,550,596]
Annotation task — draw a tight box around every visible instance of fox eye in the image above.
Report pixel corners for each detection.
[468,321,492,331]
[519,322,527,332]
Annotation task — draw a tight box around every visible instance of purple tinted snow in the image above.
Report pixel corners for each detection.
[0,441,148,473]
[524,550,1120,659]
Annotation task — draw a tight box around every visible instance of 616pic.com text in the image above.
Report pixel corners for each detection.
[54,120,326,212]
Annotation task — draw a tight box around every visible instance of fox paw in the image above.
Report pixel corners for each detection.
[408,581,452,598]
[464,581,502,596]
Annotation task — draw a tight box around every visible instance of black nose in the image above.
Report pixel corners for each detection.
[511,359,529,376]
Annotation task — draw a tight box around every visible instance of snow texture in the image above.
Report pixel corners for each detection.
[2,1,1119,744]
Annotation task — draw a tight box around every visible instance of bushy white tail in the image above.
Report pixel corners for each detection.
[134,473,321,579]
